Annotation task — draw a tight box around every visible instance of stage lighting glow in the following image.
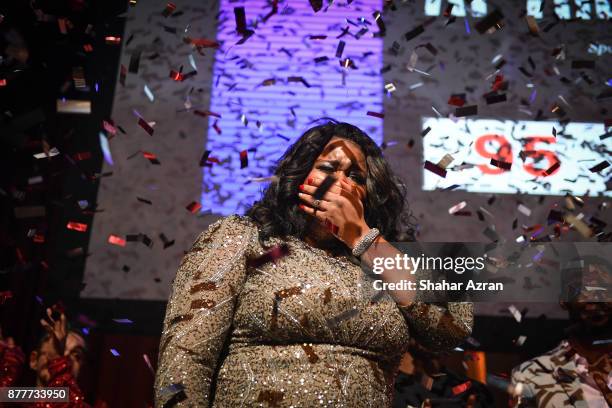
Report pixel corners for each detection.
[203,0,384,215]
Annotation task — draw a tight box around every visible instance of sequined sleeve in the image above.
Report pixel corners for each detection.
[510,360,538,402]
[154,215,256,407]
[397,268,473,352]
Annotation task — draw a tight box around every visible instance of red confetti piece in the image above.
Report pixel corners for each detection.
[142,151,161,165]
[119,64,127,86]
[108,234,126,247]
[366,111,385,119]
[0,79,7,86]
[448,94,466,107]
[143,354,155,374]
[58,18,68,34]
[443,3,454,16]
[491,74,504,91]
[15,248,24,264]
[194,110,221,118]
[33,234,45,243]
[73,152,92,161]
[169,70,184,81]
[452,381,472,395]
[240,150,248,169]
[424,160,447,178]
[186,201,202,213]
[138,118,154,136]
[0,291,13,305]
[188,38,220,48]
[248,244,290,268]
[103,120,117,135]
[67,221,88,232]
[162,2,176,17]
[83,44,93,52]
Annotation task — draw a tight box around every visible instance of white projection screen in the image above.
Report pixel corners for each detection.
[422,118,611,196]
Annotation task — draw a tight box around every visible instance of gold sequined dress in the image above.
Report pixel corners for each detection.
[155,215,473,407]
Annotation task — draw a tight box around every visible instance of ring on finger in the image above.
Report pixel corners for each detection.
[312,199,321,209]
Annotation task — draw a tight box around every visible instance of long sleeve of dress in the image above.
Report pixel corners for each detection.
[0,342,24,386]
[34,356,90,408]
[154,215,256,408]
[397,266,474,352]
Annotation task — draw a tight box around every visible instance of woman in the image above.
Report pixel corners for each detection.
[154,122,473,407]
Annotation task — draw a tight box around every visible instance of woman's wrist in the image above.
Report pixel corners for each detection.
[351,227,380,258]
[347,223,371,250]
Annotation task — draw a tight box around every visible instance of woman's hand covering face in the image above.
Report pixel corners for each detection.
[298,176,369,249]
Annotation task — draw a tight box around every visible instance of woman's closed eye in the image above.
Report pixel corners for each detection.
[349,172,366,185]
[316,164,366,185]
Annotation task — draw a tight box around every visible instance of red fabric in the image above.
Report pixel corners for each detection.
[0,342,25,386]
[33,356,90,408]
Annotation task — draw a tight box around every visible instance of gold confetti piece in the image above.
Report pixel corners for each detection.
[436,153,454,169]
[564,214,592,238]
[57,99,91,114]
[565,195,575,211]
[72,67,86,89]
[525,16,539,35]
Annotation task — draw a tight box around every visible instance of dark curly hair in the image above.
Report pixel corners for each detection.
[245,120,415,249]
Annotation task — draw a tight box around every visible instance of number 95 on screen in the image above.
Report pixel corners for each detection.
[421,118,610,196]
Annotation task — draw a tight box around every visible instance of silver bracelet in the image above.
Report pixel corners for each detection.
[351,228,380,257]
